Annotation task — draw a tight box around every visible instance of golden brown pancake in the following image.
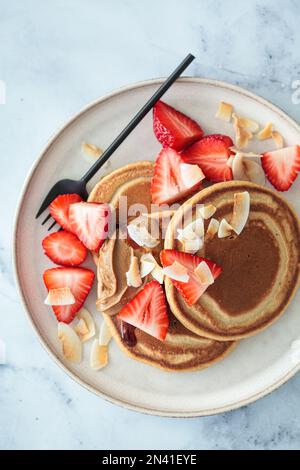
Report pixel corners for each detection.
[164,181,300,341]
[88,162,235,372]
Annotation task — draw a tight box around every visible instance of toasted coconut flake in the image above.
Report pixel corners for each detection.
[198,204,216,219]
[231,192,250,235]
[58,323,82,363]
[233,114,253,149]
[232,153,265,186]
[45,287,75,306]
[271,131,284,149]
[216,101,233,122]
[257,122,273,140]
[126,255,142,288]
[151,265,164,284]
[81,142,103,164]
[127,223,159,248]
[177,218,204,240]
[206,218,219,239]
[74,308,96,342]
[140,254,156,278]
[194,261,214,285]
[180,163,205,188]
[230,147,262,158]
[81,141,103,161]
[226,155,235,168]
[238,117,259,133]
[90,340,108,370]
[181,237,203,254]
[75,318,89,337]
[218,218,234,238]
[163,261,189,283]
[99,321,112,346]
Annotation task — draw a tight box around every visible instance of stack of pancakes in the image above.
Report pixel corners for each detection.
[88,162,300,372]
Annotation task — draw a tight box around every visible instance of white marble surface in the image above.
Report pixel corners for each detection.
[1,0,300,450]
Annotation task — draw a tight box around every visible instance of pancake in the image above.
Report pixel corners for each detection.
[164,181,300,341]
[88,162,235,372]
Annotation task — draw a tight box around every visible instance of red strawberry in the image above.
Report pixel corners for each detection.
[42,231,87,266]
[153,100,204,151]
[182,134,234,182]
[118,280,169,341]
[50,194,82,232]
[160,249,222,306]
[43,267,94,323]
[261,145,300,191]
[151,148,204,205]
[69,202,111,251]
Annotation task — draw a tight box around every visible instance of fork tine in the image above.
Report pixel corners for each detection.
[42,213,52,225]
[48,220,57,231]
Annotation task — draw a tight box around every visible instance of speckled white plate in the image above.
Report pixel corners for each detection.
[13,78,300,417]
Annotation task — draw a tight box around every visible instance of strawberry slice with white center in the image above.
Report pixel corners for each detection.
[153,100,204,151]
[182,134,234,182]
[42,230,87,266]
[49,194,82,232]
[261,145,300,191]
[43,267,95,323]
[151,148,204,205]
[160,249,222,306]
[118,280,169,341]
[69,202,111,251]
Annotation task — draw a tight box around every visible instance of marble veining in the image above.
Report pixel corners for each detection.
[1,0,300,450]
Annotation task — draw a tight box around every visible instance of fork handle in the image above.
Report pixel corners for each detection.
[81,53,195,184]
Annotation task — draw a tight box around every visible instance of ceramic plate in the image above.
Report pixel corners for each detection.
[13,78,300,417]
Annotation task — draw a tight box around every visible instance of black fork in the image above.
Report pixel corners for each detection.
[36,54,195,230]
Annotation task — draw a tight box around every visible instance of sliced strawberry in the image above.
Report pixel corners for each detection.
[153,100,204,151]
[160,249,222,306]
[49,194,82,232]
[151,148,203,205]
[261,145,300,191]
[43,267,94,323]
[182,134,234,182]
[118,280,169,341]
[42,230,87,266]
[69,202,111,252]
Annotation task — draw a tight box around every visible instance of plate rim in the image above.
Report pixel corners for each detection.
[12,76,300,417]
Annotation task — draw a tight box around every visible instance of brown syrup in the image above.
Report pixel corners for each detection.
[120,321,137,347]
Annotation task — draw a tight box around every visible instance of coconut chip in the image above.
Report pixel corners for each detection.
[126,255,142,288]
[271,131,284,149]
[230,191,250,235]
[162,261,189,283]
[237,117,259,133]
[180,163,205,188]
[127,223,159,248]
[218,218,234,238]
[90,340,108,370]
[74,307,96,342]
[216,101,233,122]
[232,153,265,186]
[194,261,214,286]
[206,218,219,239]
[181,237,203,254]
[198,204,216,219]
[257,122,273,140]
[99,321,112,346]
[81,142,103,161]
[232,114,253,149]
[58,323,82,363]
[140,253,164,284]
[45,287,75,306]
[229,147,262,158]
